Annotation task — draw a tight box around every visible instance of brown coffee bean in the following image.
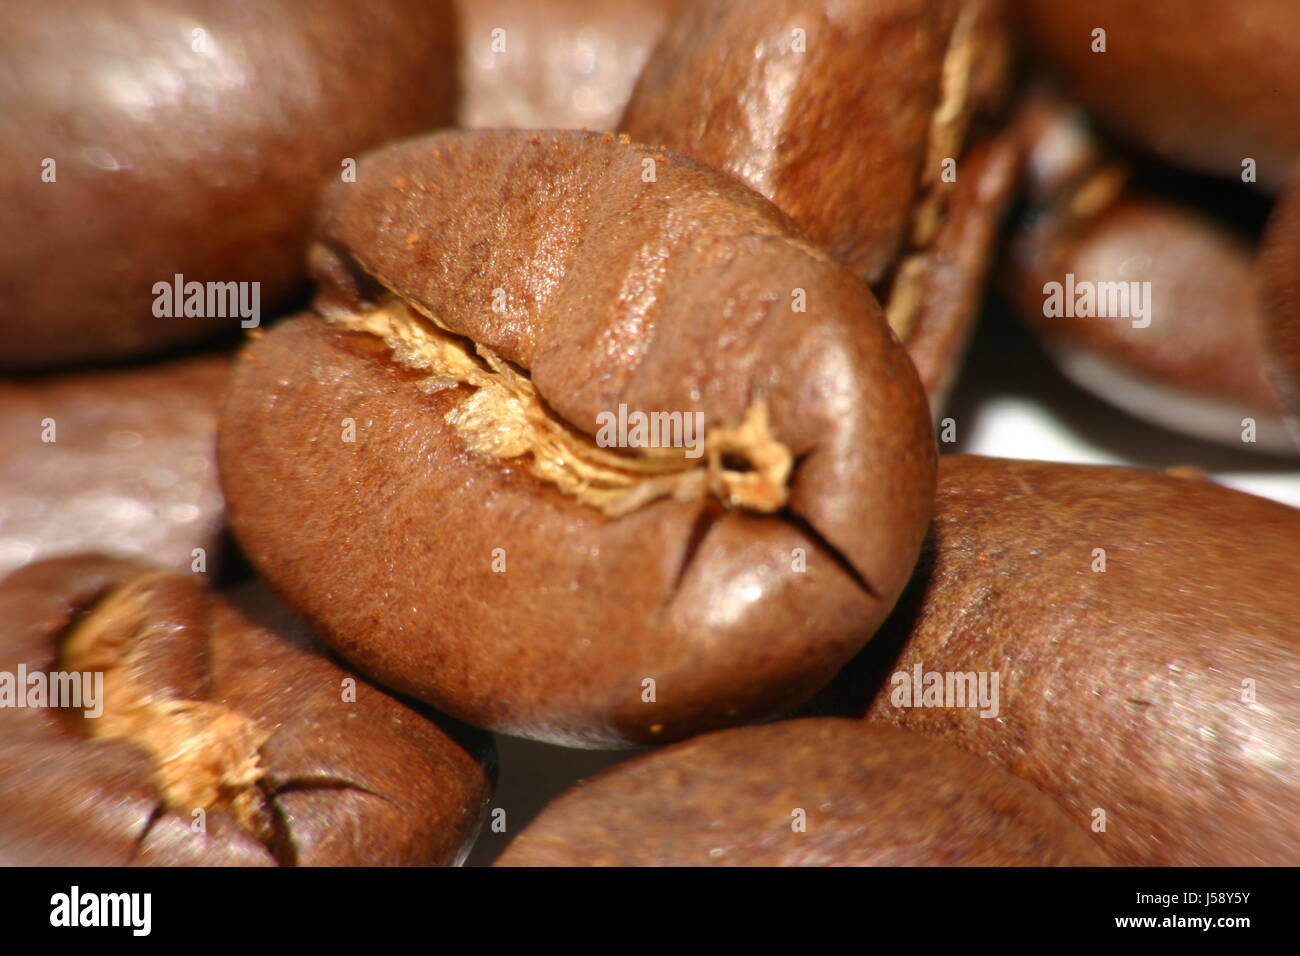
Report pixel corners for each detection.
[0,0,456,369]
[219,129,935,749]
[891,133,1020,411]
[0,354,228,579]
[620,0,1017,409]
[1261,166,1300,445]
[495,719,1109,865]
[1014,0,1300,189]
[822,456,1300,866]
[456,0,682,132]
[0,555,492,866]
[1006,189,1293,452]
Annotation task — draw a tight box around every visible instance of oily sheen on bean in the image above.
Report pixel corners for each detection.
[496,720,1109,866]
[219,130,936,749]
[0,556,492,866]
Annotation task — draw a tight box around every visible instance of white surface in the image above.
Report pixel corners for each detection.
[944,305,1300,507]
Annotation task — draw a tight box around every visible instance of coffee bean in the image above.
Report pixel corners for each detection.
[820,456,1300,866]
[219,129,935,749]
[1007,190,1292,452]
[0,354,228,579]
[0,555,493,866]
[620,0,1018,410]
[1002,93,1294,453]
[456,0,682,132]
[1014,0,1300,189]
[495,719,1109,865]
[0,0,457,369]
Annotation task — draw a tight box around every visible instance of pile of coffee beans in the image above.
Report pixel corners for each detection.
[0,0,1295,867]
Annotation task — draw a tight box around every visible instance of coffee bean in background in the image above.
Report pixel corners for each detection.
[220,129,936,749]
[0,353,227,579]
[1012,0,1300,189]
[1261,166,1300,441]
[621,0,1018,411]
[810,456,1300,866]
[456,0,682,132]
[0,555,493,866]
[1001,90,1297,454]
[0,0,457,369]
[495,719,1110,866]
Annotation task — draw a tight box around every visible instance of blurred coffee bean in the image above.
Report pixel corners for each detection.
[496,719,1109,865]
[0,555,493,865]
[0,0,457,368]
[220,130,936,749]
[0,353,228,579]
[1261,165,1300,445]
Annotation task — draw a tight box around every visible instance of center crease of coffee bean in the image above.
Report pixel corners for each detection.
[58,575,274,841]
[329,296,794,517]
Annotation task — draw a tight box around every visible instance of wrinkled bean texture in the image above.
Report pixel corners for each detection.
[0,555,492,866]
[497,719,1110,866]
[220,130,936,749]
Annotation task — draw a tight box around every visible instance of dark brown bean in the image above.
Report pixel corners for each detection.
[816,456,1300,866]
[0,555,492,866]
[0,0,456,369]
[496,719,1110,866]
[219,129,935,749]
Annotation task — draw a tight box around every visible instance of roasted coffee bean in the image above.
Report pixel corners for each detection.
[220,129,936,749]
[457,0,681,132]
[818,456,1300,867]
[620,0,1017,409]
[495,719,1109,865]
[1007,191,1292,453]
[1261,166,1300,444]
[0,555,493,866]
[0,0,456,369]
[1014,0,1300,190]
[0,354,228,579]
[893,134,1020,410]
